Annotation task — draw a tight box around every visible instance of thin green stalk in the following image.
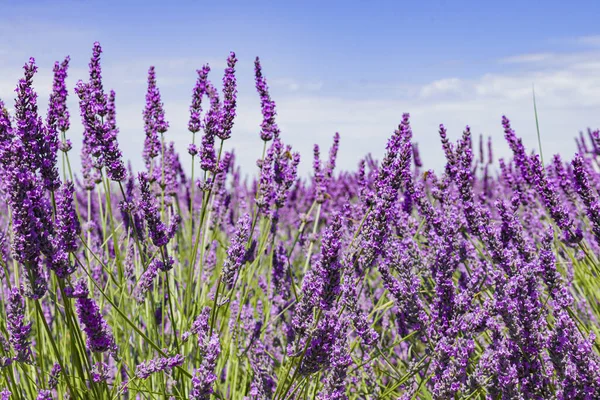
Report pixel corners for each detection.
[34,300,81,400]
[302,202,322,274]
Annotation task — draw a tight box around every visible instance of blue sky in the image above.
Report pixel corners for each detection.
[2,0,600,175]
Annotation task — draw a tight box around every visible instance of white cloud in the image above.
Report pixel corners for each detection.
[499,53,554,64]
[419,78,464,98]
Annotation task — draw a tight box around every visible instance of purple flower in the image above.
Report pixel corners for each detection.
[80,130,101,190]
[48,362,61,389]
[133,259,160,303]
[256,137,300,214]
[438,124,455,175]
[75,43,120,187]
[299,212,344,313]
[47,57,71,134]
[379,238,427,335]
[55,181,81,253]
[6,288,32,363]
[296,311,345,376]
[199,82,221,172]
[530,154,581,243]
[189,65,211,134]
[256,148,274,214]
[88,42,107,116]
[548,310,600,398]
[572,154,600,247]
[182,307,210,342]
[313,144,326,204]
[48,246,75,279]
[357,118,412,273]
[221,213,251,288]
[143,66,169,168]
[138,172,179,247]
[13,58,46,174]
[6,165,51,298]
[43,56,70,191]
[91,361,110,383]
[503,115,534,185]
[325,132,340,183]
[0,99,13,164]
[218,52,238,140]
[412,142,423,168]
[64,279,89,299]
[188,143,199,156]
[36,390,52,400]
[158,141,181,202]
[316,316,352,400]
[190,334,221,400]
[74,284,116,353]
[254,57,279,141]
[103,90,126,181]
[76,43,108,160]
[135,354,184,379]
[552,154,577,204]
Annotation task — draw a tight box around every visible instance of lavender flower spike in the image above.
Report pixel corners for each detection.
[0,98,12,162]
[6,165,51,298]
[14,58,48,175]
[135,354,184,379]
[199,81,220,172]
[43,56,70,191]
[103,90,126,181]
[221,213,251,288]
[143,66,169,168]
[255,57,279,141]
[74,284,116,353]
[190,334,221,400]
[138,172,179,248]
[48,362,61,389]
[530,154,581,243]
[218,52,238,140]
[55,181,81,253]
[36,390,52,400]
[133,258,160,303]
[6,288,32,363]
[572,154,600,246]
[189,64,211,134]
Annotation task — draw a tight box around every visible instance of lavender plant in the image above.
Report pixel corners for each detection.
[0,42,598,400]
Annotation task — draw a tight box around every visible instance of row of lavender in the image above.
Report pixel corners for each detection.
[0,42,599,399]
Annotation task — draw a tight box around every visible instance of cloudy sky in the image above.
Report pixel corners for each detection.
[2,0,600,177]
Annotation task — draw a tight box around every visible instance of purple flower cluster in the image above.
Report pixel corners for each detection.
[254,57,279,141]
[189,65,211,134]
[191,334,221,400]
[143,66,169,169]
[135,354,184,379]
[43,56,70,191]
[219,52,238,140]
[76,42,126,184]
[6,288,32,363]
[221,213,251,288]
[54,181,81,253]
[138,172,180,249]
[74,282,116,354]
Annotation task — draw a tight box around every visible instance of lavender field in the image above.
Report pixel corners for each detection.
[0,41,599,399]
